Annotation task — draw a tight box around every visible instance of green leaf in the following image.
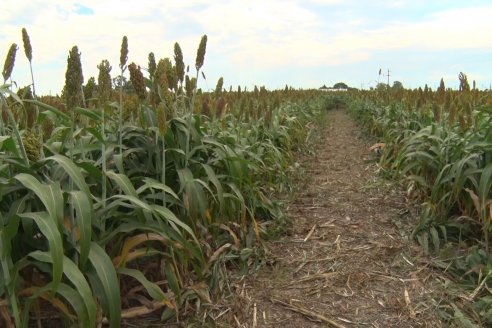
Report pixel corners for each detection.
[152,205,200,245]
[137,177,180,201]
[202,164,224,208]
[69,191,92,269]
[25,99,70,121]
[117,267,168,301]
[43,155,91,198]
[15,174,64,230]
[56,283,90,327]
[87,242,121,328]
[0,136,19,157]
[19,212,63,292]
[85,127,105,144]
[74,107,102,122]
[29,251,97,328]
[452,303,480,328]
[164,263,180,301]
[106,171,138,197]
[430,227,440,252]
[112,194,153,212]
[478,162,492,219]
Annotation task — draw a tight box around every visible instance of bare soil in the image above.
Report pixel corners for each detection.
[224,108,443,327]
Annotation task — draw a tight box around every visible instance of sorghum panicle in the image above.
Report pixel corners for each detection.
[215,77,223,96]
[148,52,156,80]
[64,46,84,110]
[97,59,112,106]
[157,101,167,136]
[2,43,18,82]
[22,28,33,62]
[120,36,129,70]
[174,42,185,84]
[128,62,147,100]
[195,35,207,71]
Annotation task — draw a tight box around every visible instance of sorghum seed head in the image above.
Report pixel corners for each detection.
[174,42,185,83]
[97,59,112,106]
[202,97,211,118]
[2,43,18,82]
[23,129,42,162]
[22,28,33,62]
[215,77,224,96]
[165,59,178,91]
[120,36,129,69]
[64,45,84,110]
[185,75,196,99]
[155,59,174,108]
[157,101,167,136]
[216,97,226,118]
[148,52,156,79]
[195,35,207,71]
[128,62,147,100]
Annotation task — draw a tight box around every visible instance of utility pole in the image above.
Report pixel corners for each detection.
[387,69,390,87]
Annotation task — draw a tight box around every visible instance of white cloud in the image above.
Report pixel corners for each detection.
[2,1,492,93]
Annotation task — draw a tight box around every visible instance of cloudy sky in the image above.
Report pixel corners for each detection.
[2,0,492,95]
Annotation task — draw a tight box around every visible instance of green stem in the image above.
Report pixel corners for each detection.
[29,61,36,98]
[1,257,21,327]
[101,105,107,210]
[119,68,124,157]
[69,107,76,248]
[161,136,166,207]
[0,104,5,136]
[186,70,200,166]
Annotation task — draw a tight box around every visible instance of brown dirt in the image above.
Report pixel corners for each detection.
[225,109,443,328]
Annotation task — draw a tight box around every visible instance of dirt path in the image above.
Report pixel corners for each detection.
[229,109,441,328]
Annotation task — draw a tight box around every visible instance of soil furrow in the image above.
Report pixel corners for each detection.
[230,109,441,328]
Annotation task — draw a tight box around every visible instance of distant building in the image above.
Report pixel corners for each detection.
[319,84,348,92]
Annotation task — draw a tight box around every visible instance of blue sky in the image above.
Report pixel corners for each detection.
[2,0,492,95]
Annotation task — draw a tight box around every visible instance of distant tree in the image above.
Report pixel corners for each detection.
[392,81,403,91]
[376,82,388,91]
[333,82,348,89]
[112,75,133,92]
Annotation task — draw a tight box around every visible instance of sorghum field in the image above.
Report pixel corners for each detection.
[1,29,491,327]
[1,31,328,327]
